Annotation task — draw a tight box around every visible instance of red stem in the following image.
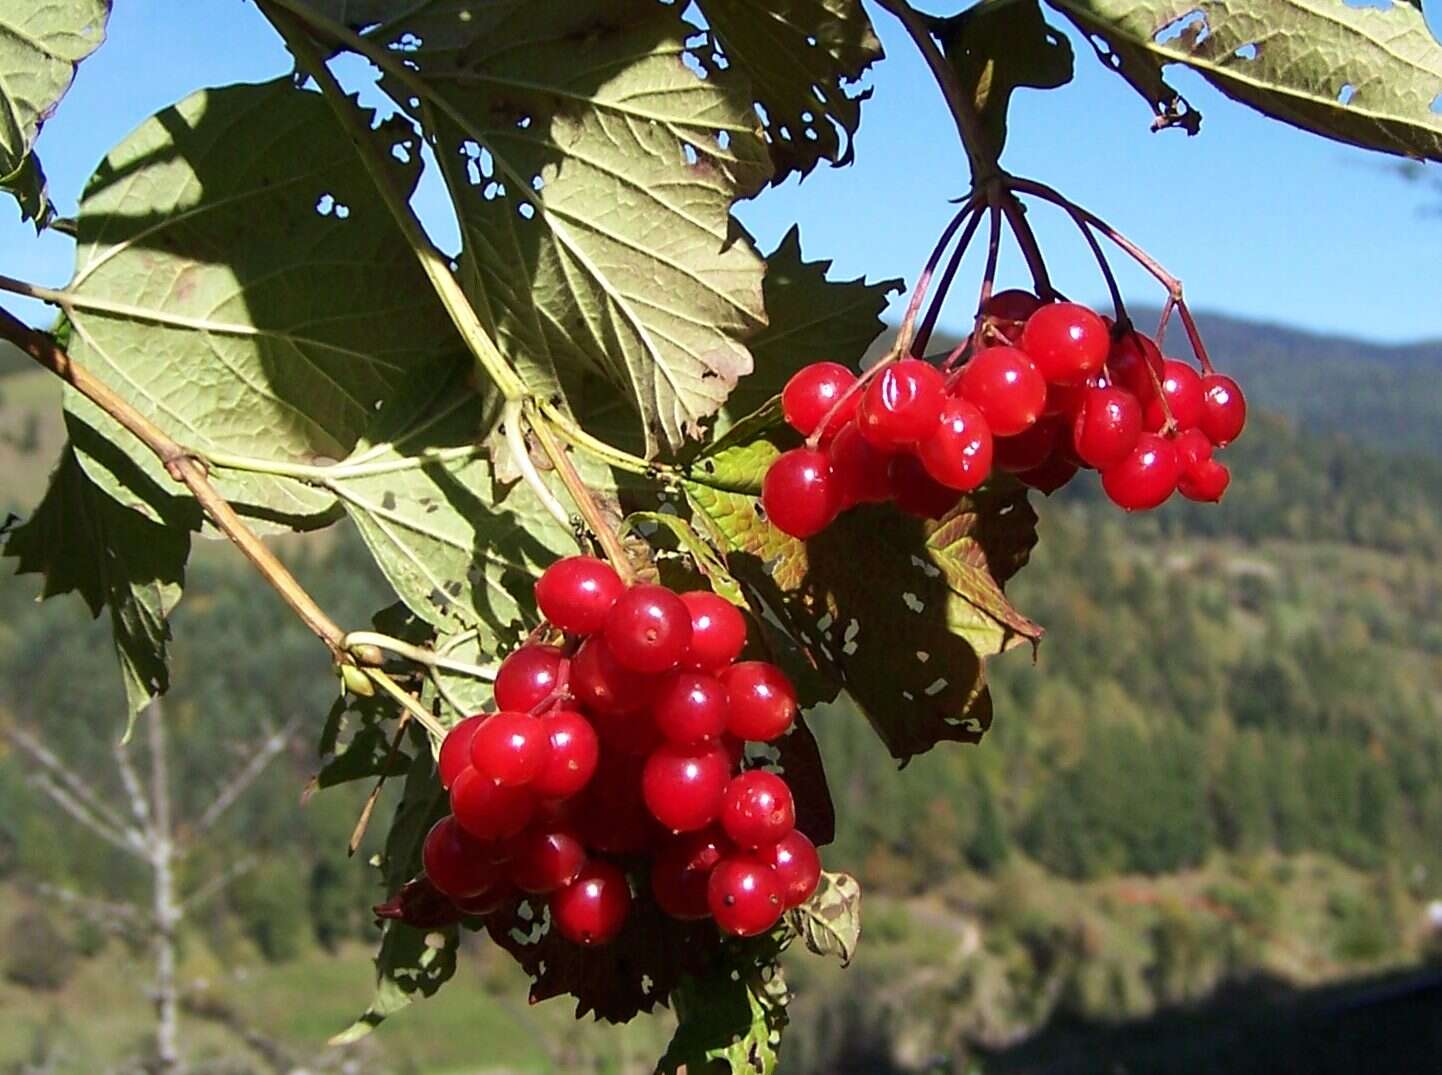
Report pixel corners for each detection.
[912,206,985,358]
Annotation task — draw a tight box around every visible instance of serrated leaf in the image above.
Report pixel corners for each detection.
[62,78,461,529]
[693,0,883,183]
[0,0,109,227]
[330,921,458,1045]
[426,631,497,721]
[774,717,835,846]
[4,436,187,727]
[315,693,411,789]
[1050,0,1442,158]
[659,942,789,1075]
[787,871,861,966]
[942,0,1074,161]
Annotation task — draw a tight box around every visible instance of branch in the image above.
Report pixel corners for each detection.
[343,631,498,681]
[27,882,144,934]
[187,715,303,844]
[180,854,258,913]
[0,720,134,838]
[26,774,145,857]
[112,733,155,836]
[504,400,572,530]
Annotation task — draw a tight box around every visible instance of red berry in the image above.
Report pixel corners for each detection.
[721,662,796,742]
[604,584,692,674]
[994,416,1061,474]
[642,741,733,832]
[857,359,946,450]
[1043,377,1095,419]
[758,830,822,909]
[450,765,537,841]
[575,754,657,855]
[982,289,1042,324]
[917,397,994,491]
[451,881,517,917]
[470,711,551,787]
[1179,457,1231,502]
[1199,374,1246,445]
[550,861,631,946]
[1017,454,1079,495]
[509,828,587,894]
[957,346,1047,437]
[571,637,657,716]
[721,770,796,848]
[888,453,960,519]
[782,362,858,441]
[422,816,504,899]
[653,671,729,745]
[1020,302,1109,385]
[708,854,783,936]
[1107,331,1164,403]
[1072,386,1142,470]
[827,422,893,508]
[651,826,729,920]
[439,715,485,791]
[535,556,624,635]
[590,705,663,757]
[761,448,840,540]
[1172,427,1213,472]
[532,709,599,800]
[1142,359,1204,431]
[680,591,747,672]
[494,645,564,712]
[1101,433,1180,511]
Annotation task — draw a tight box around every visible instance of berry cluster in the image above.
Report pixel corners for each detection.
[421,556,821,946]
[761,293,1247,537]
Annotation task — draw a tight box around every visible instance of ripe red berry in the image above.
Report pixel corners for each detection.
[422,816,504,899]
[1020,302,1109,385]
[470,712,551,787]
[509,828,587,894]
[1172,427,1213,472]
[1199,374,1246,445]
[604,584,692,674]
[534,556,624,635]
[758,830,822,909]
[642,741,733,832]
[1101,432,1180,511]
[571,637,657,716]
[1107,331,1164,403]
[761,448,840,539]
[494,644,564,712]
[1043,377,1095,419]
[857,359,946,450]
[721,770,796,848]
[576,754,658,855]
[1179,457,1231,502]
[721,662,797,742]
[957,346,1047,437]
[450,765,537,841]
[708,854,783,936]
[651,826,729,920]
[917,397,994,491]
[653,671,729,745]
[889,454,960,519]
[679,591,747,672]
[451,881,517,917]
[1072,385,1142,470]
[589,705,663,757]
[827,422,893,508]
[1017,454,1079,495]
[1142,359,1204,431]
[981,289,1042,324]
[532,709,599,800]
[994,416,1061,474]
[551,861,631,946]
[439,714,485,791]
[782,362,858,441]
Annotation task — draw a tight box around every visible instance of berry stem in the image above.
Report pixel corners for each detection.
[535,399,668,479]
[362,667,448,743]
[973,204,1004,344]
[343,631,499,681]
[1156,294,1177,348]
[1076,218,1128,326]
[894,200,980,360]
[1176,300,1217,374]
[504,400,572,529]
[912,205,985,358]
[993,185,1057,302]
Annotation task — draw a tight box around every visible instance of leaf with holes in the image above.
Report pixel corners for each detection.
[694,0,883,183]
[788,870,861,966]
[62,78,461,530]
[0,0,109,227]
[1049,0,1442,158]
[659,939,790,1075]
[331,921,458,1045]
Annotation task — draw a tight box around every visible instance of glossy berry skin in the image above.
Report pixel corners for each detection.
[761,448,841,540]
[889,453,961,519]
[450,765,537,841]
[917,397,994,491]
[1072,386,1142,470]
[550,861,631,946]
[571,638,657,716]
[653,671,729,745]
[758,830,822,909]
[470,712,551,787]
[1107,331,1164,403]
[1142,359,1204,431]
[857,359,946,450]
[721,770,796,848]
[509,829,587,894]
[994,416,1061,474]
[782,362,858,441]
[494,645,564,713]
[1199,374,1246,445]
[1172,427,1213,472]
[1017,454,1079,495]
[982,289,1042,324]
[651,826,729,920]
[1021,302,1109,385]
[422,816,504,899]
[1101,433,1181,511]
[1179,458,1231,502]
[827,422,893,508]
[957,347,1047,437]
[439,715,486,791]
[708,854,784,937]
[534,556,624,635]
[680,591,747,672]
[605,584,693,675]
[721,662,797,742]
[642,741,733,832]
[532,709,599,800]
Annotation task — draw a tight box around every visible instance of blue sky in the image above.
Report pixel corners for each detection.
[5,0,1441,343]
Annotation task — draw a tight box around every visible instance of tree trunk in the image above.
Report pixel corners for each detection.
[148,702,181,1075]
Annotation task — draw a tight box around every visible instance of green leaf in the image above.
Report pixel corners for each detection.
[344,0,772,454]
[941,0,1074,161]
[621,510,747,606]
[62,78,461,529]
[330,921,458,1045]
[0,0,109,227]
[1049,0,1442,159]
[659,942,790,1075]
[787,871,861,966]
[315,693,411,789]
[693,0,884,183]
[4,436,187,727]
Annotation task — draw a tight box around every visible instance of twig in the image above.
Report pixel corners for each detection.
[27,774,143,857]
[504,399,571,529]
[363,667,448,742]
[112,734,154,834]
[893,201,979,360]
[188,716,302,842]
[974,205,1004,338]
[181,855,259,912]
[344,630,498,680]
[28,883,144,933]
[349,712,412,854]
[0,721,134,838]
[912,206,985,358]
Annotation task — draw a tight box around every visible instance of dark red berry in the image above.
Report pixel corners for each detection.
[857,359,946,450]
[439,715,485,791]
[762,448,840,539]
[1043,377,1095,419]
[589,704,663,757]
[1179,457,1230,502]
[1017,454,1079,495]
[451,881,517,917]
[509,828,587,894]
[470,711,551,787]
[1020,302,1109,385]
[827,421,893,508]
[782,362,858,441]
[918,397,994,491]
[1072,385,1142,470]
[721,770,796,848]
[981,289,1042,324]
[1101,433,1180,511]
[1142,359,1204,431]
[642,741,733,832]
[680,591,747,672]
[575,754,658,855]
[532,709,599,800]
[422,816,504,899]
[1199,374,1246,445]
[1107,331,1164,403]
[1172,427,1213,472]
[551,861,631,946]
[651,826,729,920]
[957,346,1047,437]
[494,645,564,712]
[653,671,729,745]
[758,830,822,908]
[571,637,657,716]
[889,454,961,519]
[535,556,624,634]
[708,854,783,936]
[721,662,796,742]
[450,765,536,841]
[994,416,1062,474]
[605,584,692,674]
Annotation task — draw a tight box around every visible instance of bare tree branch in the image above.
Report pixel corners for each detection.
[187,714,302,845]
[180,854,258,914]
[25,774,146,858]
[112,734,154,839]
[0,720,136,839]
[27,882,144,934]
